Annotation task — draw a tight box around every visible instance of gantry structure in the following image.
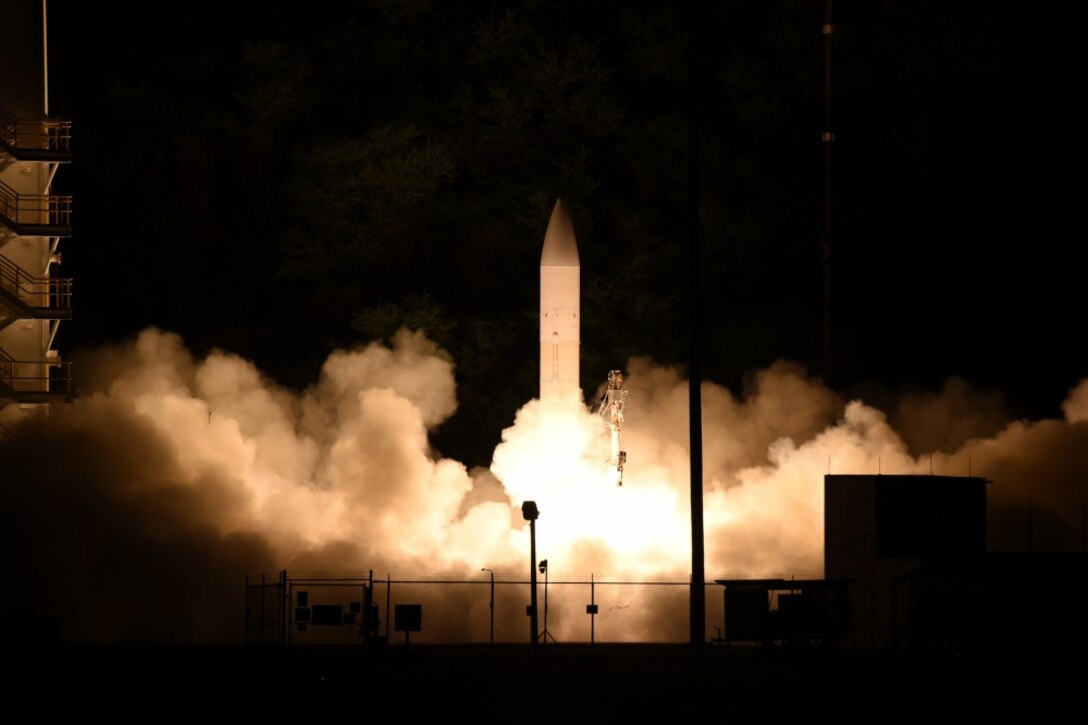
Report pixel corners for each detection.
[1,0,74,435]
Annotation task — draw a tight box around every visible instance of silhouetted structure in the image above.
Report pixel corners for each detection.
[820,474,1088,655]
[715,474,1088,655]
[714,578,849,649]
[825,474,988,649]
[246,474,1088,655]
[899,550,1088,656]
[1,1,74,426]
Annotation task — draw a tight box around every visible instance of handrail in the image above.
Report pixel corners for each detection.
[0,348,71,395]
[0,105,71,154]
[0,255,72,310]
[0,179,72,229]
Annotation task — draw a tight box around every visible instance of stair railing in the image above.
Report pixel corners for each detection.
[0,255,72,310]
[0,347,70,396]
[0,105,71,153]
[0,179,72,229]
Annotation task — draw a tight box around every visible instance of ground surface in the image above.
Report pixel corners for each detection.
[4,642,1083,720]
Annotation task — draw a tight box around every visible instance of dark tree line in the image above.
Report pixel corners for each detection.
[47,1,1083,467]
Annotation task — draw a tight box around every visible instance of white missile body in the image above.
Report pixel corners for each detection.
[539,199,581,415]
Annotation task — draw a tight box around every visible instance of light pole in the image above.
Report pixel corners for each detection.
[522,501,539,648]
[481,567,494,648]
[538,559,554,645]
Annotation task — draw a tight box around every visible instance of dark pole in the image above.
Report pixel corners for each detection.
[590,575,596,646]
[482,568,494,648]
[522,501,540,648]
[543,566,549,646]
[687,0,706,650]
[279,569,287,648]
[822,0,835,384]
[529,518,538,646]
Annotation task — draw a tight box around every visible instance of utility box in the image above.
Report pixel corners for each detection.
[394,604,422,633]
[724,586,768,643]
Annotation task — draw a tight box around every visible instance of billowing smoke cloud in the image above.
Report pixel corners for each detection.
[1,327,520,644]
[2,326,1086,645]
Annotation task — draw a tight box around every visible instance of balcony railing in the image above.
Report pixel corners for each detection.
[0,348,71,398]
[0,105,71,159]
[0,179,72,234]
[0,255,72,311]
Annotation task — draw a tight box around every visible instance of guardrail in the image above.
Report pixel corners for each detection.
[0,179,72,230]
[0,105,71,154]
[0,348,71,396]
[0,255,72,310]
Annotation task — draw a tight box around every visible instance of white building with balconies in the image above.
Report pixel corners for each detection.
[1,0,73,434]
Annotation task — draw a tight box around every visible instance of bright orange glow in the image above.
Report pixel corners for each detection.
[10,326,1088,643]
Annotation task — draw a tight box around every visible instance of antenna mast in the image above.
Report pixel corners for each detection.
[822,0,835,384]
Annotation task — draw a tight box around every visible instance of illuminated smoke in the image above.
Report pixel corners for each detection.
[1062,379,1088,424]
[2,326,1086,644]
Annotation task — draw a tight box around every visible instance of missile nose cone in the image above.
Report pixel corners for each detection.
[541,198,579,266]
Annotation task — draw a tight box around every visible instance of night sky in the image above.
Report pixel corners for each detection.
[6,0,1088,657]
[41,1,1085,468]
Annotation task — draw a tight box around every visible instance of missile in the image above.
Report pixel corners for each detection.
[539,198,580,415]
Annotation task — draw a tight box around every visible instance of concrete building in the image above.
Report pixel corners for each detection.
[718,472,1088,655]
[824,473,989,650]
[1,0,74,433]
[823,474,1088,654]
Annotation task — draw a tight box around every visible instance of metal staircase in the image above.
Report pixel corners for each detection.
[0,105,72,245]
[0,105,71,163]
[0,96,74,417]
[0,255,71,330]
[0,178,72,239]
[0,347,71,407]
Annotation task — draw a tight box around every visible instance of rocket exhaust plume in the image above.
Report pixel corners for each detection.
[5,208,1088,645]
[5,327,1088,645]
